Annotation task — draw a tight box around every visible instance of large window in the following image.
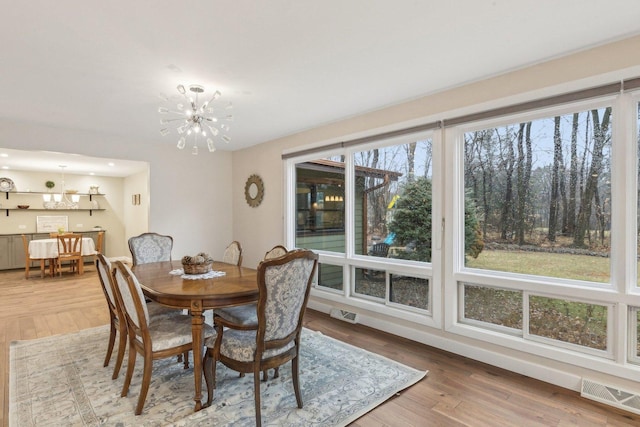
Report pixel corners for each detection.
[464,107,612,283]
[352,140,433,262]
[286,83,640,379]
[290,135,435,315]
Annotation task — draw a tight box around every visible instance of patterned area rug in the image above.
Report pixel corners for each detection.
[10,326,426,426]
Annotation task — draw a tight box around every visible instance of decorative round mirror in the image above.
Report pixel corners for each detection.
[244,174,264,207]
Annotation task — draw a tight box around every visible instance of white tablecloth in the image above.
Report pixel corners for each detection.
[28,237,96,259]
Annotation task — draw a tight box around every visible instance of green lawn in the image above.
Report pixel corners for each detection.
[465,249,611,283]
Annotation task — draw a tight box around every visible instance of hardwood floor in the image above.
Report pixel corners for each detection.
[2,267,638,426]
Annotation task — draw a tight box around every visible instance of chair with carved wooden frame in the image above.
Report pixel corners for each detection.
[127,232,173,266]
[204,249,318,425]
[215,244,288,327]
[96,253,128,379]
[97,254,190,380]
[215,244,290,380]
[222,240,243,266]
[56,233,84,276]
[21,234,47,279]
[112,260,216,415]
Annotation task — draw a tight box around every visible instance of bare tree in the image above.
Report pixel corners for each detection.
[573,107,611,247]
[516,122,532,245]
[548,116,563,242]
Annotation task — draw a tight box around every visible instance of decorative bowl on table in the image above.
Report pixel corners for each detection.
[181,252,213,275]
[17,205,29,209]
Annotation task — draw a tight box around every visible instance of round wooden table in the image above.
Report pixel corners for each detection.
[131,260,258,411]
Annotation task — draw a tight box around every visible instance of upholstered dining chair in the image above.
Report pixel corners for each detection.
[128,232,173,265]
[56,233,84,276]
[222,240,242,266]
[96,254,185,380]
[112,260,215,415]
[264,244,288,260]
[203,249,318,425]
[21,234,47,279]
[215,245,289,329]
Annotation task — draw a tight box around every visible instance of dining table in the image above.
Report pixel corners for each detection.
[28,237,97,276]
[131,260,259,412]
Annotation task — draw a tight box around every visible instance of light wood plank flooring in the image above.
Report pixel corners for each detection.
[1,267,639,426]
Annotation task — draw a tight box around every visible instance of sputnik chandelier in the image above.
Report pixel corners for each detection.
[158,84,233,155]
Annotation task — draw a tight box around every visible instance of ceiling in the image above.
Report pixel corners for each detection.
[2,1,640,176]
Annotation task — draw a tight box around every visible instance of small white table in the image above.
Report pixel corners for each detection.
[28,237,96,276]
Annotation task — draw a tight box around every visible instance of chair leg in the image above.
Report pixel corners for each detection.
[104,321,117,367]
[39,259,45,278]
[292,356,303,408]
[24,260,29,279]
[135,355,153,415]
[253,368,262,426]
[112,326,127,380]
[203,349,215,406]
[121,342,137,397]
[182,351,190,369]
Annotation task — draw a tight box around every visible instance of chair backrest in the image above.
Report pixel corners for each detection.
[112,260,150,332]
[222,241,243,266]
[95,231,105,254]
[57,233,83,257]
[264,245,288,260]
[370,242,390,257]
[128,232,173,265]
[256,249,318,346]
[21,234,30,258]
[96,253,118,315]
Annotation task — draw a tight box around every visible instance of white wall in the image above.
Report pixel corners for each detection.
[0,122,234,261]
[230,34,640,393]
[123,170,149,255]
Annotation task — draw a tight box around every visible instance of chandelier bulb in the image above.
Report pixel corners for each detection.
[177,137,186,149]
[207,138,216,152]
[158,106,169,114]
[191,145,199,155]
[177,103,184,111]
[160,128,170,136]
[222,135,231,143]
[177,85,186,94]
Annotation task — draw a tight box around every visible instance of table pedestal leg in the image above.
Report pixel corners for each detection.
[190,300,204,411]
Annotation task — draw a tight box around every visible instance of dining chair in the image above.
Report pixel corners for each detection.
[222,240,243,266]
[97,254,185,380]
[112,260,216,415]
[215,244,291,381]
[96,253,128,379]
[264,244,288,260]
[203,249,318,425]
[56,233,84,276]
[128,232,173,265]
[21,234,47,279]
[92,230,105,265]
[216,245,289,329]
[95,231,105,255]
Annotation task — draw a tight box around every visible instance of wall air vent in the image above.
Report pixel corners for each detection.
[330,308,359,324]
[581,378,640,415]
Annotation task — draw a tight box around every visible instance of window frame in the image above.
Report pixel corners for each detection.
[284,129,442,327]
